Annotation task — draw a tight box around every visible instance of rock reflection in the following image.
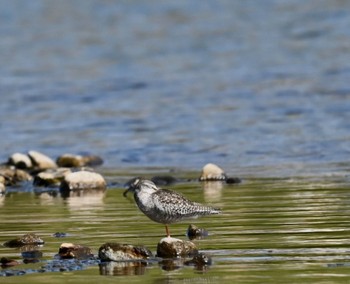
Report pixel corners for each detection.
[158,259,184,271]
[202,181,223,203]
[64,189,105,213]
[99,260,147,276]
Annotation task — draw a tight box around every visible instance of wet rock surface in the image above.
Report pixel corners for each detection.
[156,237,198,258]
[98,243,153,261]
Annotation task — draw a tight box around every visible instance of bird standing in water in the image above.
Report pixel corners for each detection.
[123,178,221,237]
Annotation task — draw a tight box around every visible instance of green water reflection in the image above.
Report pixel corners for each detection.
[1,169,350,283]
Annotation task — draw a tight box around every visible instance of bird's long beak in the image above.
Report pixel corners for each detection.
[123,186,133,197]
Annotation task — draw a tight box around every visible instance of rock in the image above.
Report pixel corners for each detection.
[98,243,153,261]
[33,168,72,187]
[58,243,93,259]
[199,163,227,181]
[226,177,242,184]
[184,253,212,268]
[60,171,106,192]
[28,150,57,170]
[3,233,44,248]
[8,153,33,169]
[151,175,177,186]
[0,257,20,267]
[186,224,209,240]
[56,154,103,168]
[156,237,198,258]
[0,166,32,186]
[0,176,5,194]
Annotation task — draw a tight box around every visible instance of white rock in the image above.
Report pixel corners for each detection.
[8,153,33,169]
[60,170,106,191]
[199,163,226,181]
[28,150,57,170]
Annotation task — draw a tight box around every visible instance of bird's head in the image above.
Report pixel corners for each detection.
[123,178,158,197]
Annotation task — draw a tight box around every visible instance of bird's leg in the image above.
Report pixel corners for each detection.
[165,225,170,237]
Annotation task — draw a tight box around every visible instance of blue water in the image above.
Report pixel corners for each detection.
[1,0,350,175]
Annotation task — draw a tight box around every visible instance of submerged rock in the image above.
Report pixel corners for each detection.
[33,168,72,187]
[3,233,44,248]
[58,243,93,259]
[28,150,57,170]
[98,243,153,261]
[156,237,198,258]
[56,154,103,168]
[199,163,227,181]
[186,224,209,240]
[8,153,33,169]
[60,171,106,192]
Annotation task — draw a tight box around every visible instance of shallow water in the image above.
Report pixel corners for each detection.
[1,0,350,174]
[1,167,350,283]
[1,0,350,282]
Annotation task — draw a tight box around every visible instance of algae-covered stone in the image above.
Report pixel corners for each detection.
[156,237,198,258]
[60,170,106,191]
[199,163,227,181]
[98,243,153,261]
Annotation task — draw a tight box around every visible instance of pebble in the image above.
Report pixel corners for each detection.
[156,237,198,258]
[60,170,106,192]
[199,163,227,181]
[98,242,153,261]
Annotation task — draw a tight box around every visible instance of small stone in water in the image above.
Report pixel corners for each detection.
[199,163,227,181]
[156,237,198,258]
[3,233,45,248]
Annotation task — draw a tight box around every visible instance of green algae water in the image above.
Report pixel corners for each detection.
[1,166,350,283]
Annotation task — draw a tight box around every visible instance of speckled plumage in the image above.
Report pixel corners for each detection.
[124,178,221,237]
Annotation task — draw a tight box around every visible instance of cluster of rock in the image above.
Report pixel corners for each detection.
[0,150,106,196]
[2,229,212,275]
